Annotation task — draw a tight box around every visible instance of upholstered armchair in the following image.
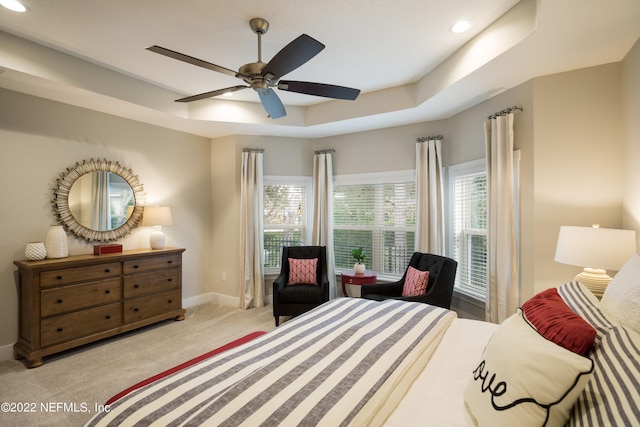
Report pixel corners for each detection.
[360,252,458,309]
[273,246,330,326]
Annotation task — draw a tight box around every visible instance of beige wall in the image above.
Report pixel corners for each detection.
[0,88,212,359]
[622,38,640,247]
[532,63,626,291]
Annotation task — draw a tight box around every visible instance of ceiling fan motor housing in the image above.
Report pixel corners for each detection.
[239,62,269,90]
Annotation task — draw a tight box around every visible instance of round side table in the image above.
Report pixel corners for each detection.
[341,269,377,297]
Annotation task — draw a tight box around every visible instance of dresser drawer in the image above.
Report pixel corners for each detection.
[124,290,182,323]
[123,254,180,274]
[40,262,121,288]
[40,278,121,317]
[123,269,180,298]
[40,303,122,348]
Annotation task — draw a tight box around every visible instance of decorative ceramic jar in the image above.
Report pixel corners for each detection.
[45,225,68,258]
[24,242,47,261]
[354,263,366,274]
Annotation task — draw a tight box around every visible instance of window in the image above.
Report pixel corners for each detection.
[448,159,487,300]
[333,171,415,278]
[263,177,312,272]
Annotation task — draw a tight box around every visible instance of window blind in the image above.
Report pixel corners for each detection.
[333,173,415,278]
[450,165,488,299]
[263,181,309,270]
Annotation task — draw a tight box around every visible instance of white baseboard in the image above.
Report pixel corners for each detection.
[184,292,272,308]
[182,292,239,308]
[182,292,215,308]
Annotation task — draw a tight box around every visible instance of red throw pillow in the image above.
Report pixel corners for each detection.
[287,258,318,285]
[521,288,596,355]
[402,266,430,297]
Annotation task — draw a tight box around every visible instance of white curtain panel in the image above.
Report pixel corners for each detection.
[485,113,520,323]
[239,149,265,309]
[415,137,445,254]
[312,150,337,299]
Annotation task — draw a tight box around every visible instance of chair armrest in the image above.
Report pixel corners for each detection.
[361,281,403,297]
[273,273,288,294]
[318,272,330,301]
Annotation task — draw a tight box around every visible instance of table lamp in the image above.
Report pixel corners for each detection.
[142,206,173,249]
[554,225,636,298]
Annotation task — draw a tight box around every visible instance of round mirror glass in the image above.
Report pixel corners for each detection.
[68,172,136,231]
[52,159,145,242]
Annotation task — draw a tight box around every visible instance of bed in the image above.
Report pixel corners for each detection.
[86,255,640,427]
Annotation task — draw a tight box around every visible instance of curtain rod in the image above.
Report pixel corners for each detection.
[242,148,264,153]
[416,135,443,143]
[487,106,523,120]
[314,148,335,154]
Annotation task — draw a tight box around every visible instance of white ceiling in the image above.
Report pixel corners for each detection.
[0,0,639,139]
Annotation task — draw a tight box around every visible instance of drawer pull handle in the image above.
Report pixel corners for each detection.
[105,289,111,294]
[57,327,63,332]
[168,278,173,282]
[134,308,139,312]
[105,315,111,320]
[133,265,139,269]
[57,299,63,304]
[56,275,63,280]
[168,260,173,264]
[104,268,110,273]
[168,299,173,304]
[134,284,140,288]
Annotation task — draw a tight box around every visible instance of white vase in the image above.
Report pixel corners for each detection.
[25,242,47,261]
[354,263,365,274]
[45,225,68,259]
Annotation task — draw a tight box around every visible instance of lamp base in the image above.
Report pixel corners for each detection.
[149,230,166,250]
[574,268,612,300]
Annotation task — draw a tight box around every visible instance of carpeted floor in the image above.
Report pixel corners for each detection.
[0,302,276,426]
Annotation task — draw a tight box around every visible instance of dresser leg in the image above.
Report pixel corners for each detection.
[175,313,185,321]
[27,358,44,369]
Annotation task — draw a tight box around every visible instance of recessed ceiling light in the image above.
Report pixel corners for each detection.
[0,0,27,12]
[450,20,470,34]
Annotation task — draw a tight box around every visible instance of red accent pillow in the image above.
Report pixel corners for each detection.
[287,258,318,285]
[521,288,596,355]
[402,266,430,297]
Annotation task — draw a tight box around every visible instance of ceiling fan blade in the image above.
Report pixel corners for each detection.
[263,34,325,81]
[175,85,248,103]
[257,88,286,119]
[278,80,360,100]
[147,45,248,79]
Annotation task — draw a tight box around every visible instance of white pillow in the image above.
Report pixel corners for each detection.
[464,310,593,427]
[601,253,640,333]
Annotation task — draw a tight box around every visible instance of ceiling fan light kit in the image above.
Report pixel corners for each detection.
[147,17,360,119]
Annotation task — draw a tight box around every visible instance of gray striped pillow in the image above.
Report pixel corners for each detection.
[568,326,640,426]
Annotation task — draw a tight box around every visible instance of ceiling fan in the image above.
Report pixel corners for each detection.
[147,17,361,119]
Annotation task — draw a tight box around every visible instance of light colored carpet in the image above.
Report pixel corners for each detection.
[0,303,277,426]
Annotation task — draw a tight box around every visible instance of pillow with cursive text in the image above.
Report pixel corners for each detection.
[463,310,593,427]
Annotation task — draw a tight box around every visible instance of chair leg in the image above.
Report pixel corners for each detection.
[275,316,280,327]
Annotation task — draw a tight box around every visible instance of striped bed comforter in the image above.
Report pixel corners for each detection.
[86,298,456,427]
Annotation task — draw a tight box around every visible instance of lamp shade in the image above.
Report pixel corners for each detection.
[554,226,636,271]
[142,206,173,226]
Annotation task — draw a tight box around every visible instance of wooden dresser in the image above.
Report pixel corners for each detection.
[14,247,185,368]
